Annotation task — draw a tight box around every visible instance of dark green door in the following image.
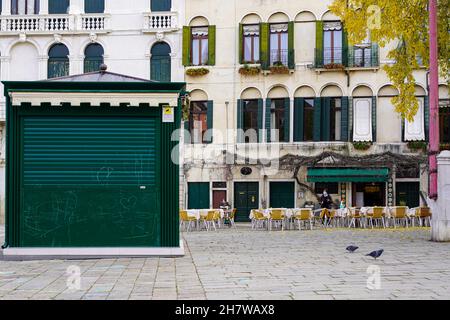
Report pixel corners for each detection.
[188,183,210,209]
[151,43,171,82]
[234,182,259,222]
[20,116,161,247]
[270,182,295,208]
[396,182,420,207]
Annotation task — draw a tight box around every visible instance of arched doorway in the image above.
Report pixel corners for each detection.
[151,42,171,82]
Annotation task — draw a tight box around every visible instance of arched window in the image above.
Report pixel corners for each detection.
[11,0,40,15]
[151,0,171,11]
[85,0,105,14]
[48,0,69,14]
[84,43,104,73]
[48,44,69,79]
[150,42,171,82]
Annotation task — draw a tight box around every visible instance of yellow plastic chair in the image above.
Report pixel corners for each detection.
[314,208,328,227]
[200,210,217,231]
[392,206,408,228]
[348,208,364,228]
[368,207,386,228]
[269,209,285,231]
[252,210,269,230]
[180,210,197,232]
[213,210,222,229]
[229,208,237,228]
[414,207,431,227]
[294,209,313,230]
[325,209,337,228]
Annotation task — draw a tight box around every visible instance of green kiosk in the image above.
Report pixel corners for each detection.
[2,68,186,259]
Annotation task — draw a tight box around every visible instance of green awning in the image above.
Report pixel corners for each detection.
[307,168,389,183]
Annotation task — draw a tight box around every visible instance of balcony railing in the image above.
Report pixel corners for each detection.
[270,49,289,67]
[143,12,178,32]
[0,101,5,121]
[315,45,379,69]
[0,14,110,34]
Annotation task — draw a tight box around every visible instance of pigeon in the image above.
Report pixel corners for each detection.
[346,245,359,253]
[366,249,384,259]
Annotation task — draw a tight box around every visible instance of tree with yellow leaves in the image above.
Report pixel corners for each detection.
[329,0,449,121]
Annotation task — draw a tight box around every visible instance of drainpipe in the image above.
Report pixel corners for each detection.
[428,0,439,200]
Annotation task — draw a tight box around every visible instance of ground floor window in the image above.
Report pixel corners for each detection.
[396,182,420,208]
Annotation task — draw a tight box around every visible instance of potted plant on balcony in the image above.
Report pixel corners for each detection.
[407,140,428,152]
[324,63,345,70]
[269,61,290,74]
[352,141,372,151]
[185,67,210,77]
[238,64,261,76]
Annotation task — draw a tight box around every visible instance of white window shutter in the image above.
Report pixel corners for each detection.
[353,98,372,141]
[404,98,425,141]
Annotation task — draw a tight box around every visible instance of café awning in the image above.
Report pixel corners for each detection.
[307,168,389,183]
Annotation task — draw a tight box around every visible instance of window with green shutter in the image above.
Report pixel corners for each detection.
[208,26,216,66]
[182,26,191,66]
[288,21,295,69]
[206,100,214,143]
[49,0,69,14]
[313,97,322,141]
[294,98,304,142]
[188,101,208,144]
[372,96,377,142]
[260,23,270,70]
[241,24,260,64]
[341,97,349,142]
[265,98,271,142]
[238,99,263,143]
[268,98,289,142]
[85,0,105,14]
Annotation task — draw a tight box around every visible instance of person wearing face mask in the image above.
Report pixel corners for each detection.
[320,189,332,209]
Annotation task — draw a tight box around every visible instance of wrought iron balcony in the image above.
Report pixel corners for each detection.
[0,14,110,34]
[270,49,289,67]
[315,45,379,69]
[143,12,178,32]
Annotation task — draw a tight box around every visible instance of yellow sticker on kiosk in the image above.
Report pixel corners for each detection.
[162,106,174,123]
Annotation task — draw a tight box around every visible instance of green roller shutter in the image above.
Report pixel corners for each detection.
[257,98,264,143]
[188,182,210,209]
[49,0,69,14]
[260,23,270,70]
[239,23,244,64]
[315,21,324,68]
[424,95,429,141]
[307,168,389,183]
[265,98,272,142]
[182,26,191,66]
[341,96,349,141]
[294,98,304,142]
[372,96,377,142]
[288,21,295,70]
[237,99,243,143]
[208,25,216,66]
[313,97,322,141]
[21,116,161,247]
[85,0,104,13]
[206,100,213,143]
[322,97,331,141]
[284,98,290,142]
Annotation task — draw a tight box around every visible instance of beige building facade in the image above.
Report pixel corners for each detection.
[181,0,449,221]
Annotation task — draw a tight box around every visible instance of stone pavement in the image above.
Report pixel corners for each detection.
[0,224,449,300]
